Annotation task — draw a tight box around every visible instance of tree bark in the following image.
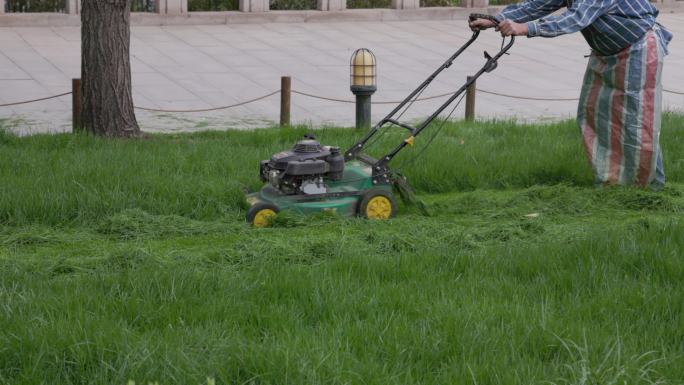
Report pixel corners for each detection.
[81,0,140,138]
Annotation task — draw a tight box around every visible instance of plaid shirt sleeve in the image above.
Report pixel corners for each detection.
[495,0,565,24]
[526,0,617,37]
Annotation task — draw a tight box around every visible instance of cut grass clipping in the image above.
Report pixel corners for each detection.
[1,115,683,385]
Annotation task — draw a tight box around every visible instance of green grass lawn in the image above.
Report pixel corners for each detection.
[1,115,683,385]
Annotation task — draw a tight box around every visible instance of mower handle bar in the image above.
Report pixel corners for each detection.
[344,16,514,177]
[468,13,500,26]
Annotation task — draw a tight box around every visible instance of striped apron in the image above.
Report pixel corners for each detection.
[577,28,667,188]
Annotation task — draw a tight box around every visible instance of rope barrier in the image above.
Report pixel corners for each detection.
[0,87,681,111]
[477,89,580,101]
[0,90,279,112]
[291,90,355,104]
[0,91,72,107]
[293,89,458,104]
[296,88,684,103]
[134,90,279,113]
[294,89,581,103]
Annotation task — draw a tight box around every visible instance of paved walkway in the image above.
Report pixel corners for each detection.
[1,14,683,134]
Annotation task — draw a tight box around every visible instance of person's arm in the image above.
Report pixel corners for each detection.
[526,0,616,37]
[495,0,565,24]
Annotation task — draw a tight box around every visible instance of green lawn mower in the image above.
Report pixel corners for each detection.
[246,14,514,227]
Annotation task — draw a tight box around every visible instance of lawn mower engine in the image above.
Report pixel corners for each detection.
[259,135,345,195]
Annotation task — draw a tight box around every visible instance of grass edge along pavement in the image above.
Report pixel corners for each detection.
[1,115,683,384]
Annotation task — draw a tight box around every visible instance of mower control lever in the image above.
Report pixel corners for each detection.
[484,51,498,72]
[384,119,417,134]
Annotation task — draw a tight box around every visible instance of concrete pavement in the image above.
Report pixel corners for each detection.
[0,14,683,134]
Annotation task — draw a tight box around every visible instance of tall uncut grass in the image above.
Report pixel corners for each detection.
[1,115,683,385]
[3,113,682,226]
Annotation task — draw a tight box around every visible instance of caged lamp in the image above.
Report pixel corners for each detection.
[350,48,377,130]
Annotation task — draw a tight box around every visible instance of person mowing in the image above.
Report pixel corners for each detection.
[470,0,673,188]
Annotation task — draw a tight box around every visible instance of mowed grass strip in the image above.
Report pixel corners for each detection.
[0,115,683,385]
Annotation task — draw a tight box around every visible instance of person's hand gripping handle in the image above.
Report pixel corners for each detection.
[469,13,498,31]
[469,13,528,37]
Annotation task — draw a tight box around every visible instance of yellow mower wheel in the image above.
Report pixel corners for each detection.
[359,190,397,220]
[247,203,280,228]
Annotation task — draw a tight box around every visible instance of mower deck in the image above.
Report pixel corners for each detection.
[246,160,392,218]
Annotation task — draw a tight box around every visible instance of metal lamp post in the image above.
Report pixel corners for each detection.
[350,48,377,130]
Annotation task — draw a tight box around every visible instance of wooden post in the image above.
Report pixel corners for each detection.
[280,76,291,127]
[72,78,82,132]
[465,76,476,121]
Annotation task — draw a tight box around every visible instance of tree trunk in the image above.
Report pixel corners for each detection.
[81,0,140,138]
